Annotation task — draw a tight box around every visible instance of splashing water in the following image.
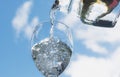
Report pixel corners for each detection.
[31,1,73,77]
[31,38,72,77]
[49,0,60,38]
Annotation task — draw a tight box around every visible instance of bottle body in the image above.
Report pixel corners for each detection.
[54,0,120,27]
[80,0,119,26]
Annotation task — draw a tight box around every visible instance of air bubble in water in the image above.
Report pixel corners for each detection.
[31,37,72,77]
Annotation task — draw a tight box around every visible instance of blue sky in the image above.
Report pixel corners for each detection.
[1,0,120,77]
[0,0,50,77]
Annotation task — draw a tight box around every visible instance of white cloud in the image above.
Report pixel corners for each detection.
[24,17,39,39]
[12,0,39,39]
[73,17,120,54]
[12,1,32,35]
[65,48,120,77]
[60,9,120,54]
[59,12,80,28]
[84,40,108,54]
[58,1,120,76]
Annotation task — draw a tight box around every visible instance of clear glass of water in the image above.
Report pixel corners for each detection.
[31,20,73,77]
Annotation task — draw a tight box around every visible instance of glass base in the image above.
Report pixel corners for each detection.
[47,75,58,77]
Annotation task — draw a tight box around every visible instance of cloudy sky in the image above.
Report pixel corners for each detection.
[0,0,120,77]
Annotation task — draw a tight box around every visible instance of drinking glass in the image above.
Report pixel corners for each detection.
[31,20,73,77]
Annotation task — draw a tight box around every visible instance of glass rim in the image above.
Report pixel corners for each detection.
[30,20,73,51]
